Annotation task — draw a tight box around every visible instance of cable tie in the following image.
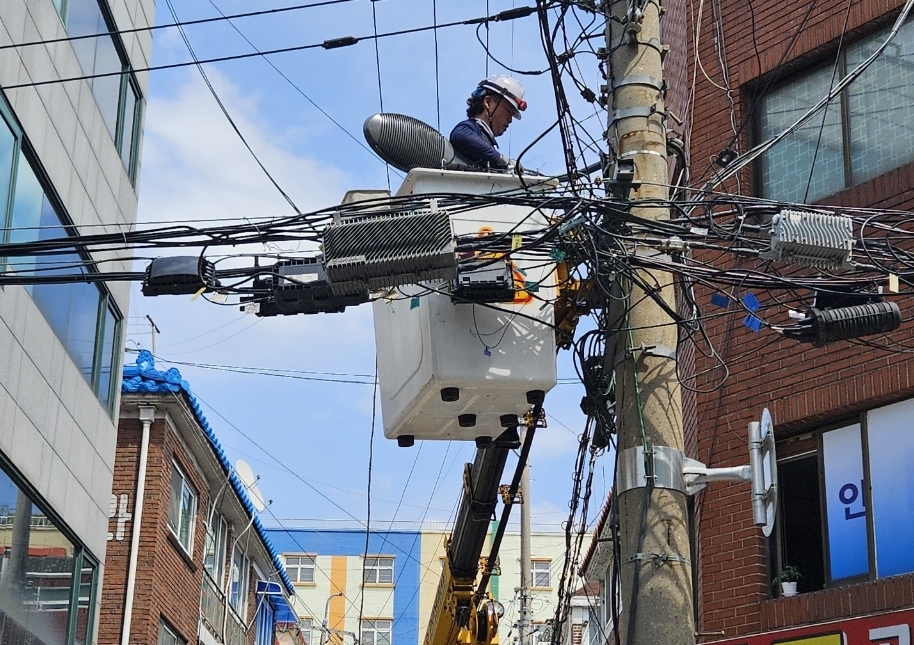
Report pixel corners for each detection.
[322,36,358,49]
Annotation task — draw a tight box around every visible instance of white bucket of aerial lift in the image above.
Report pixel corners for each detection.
[372,168,558,443]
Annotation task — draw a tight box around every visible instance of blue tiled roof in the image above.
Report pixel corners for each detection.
[122,350,295,596]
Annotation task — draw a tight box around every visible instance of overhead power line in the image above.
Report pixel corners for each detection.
[0,0,360,52]
[2,6,539,91]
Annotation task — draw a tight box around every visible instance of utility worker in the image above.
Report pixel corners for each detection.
[450,75,526,171]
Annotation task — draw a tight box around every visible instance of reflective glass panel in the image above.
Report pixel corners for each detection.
[66,0,123,143]
[51,0,68,20]
[9,152,44,275]
[0,115,15,234]
[0,467,76,645]
[96,305,118,410]
[847,21,914,183]
[120,82,139,171]
[760,65,845,203]
[92,37,122,142]
[66,283,101,382]
[74,558,96,645]
[66,0,101,74]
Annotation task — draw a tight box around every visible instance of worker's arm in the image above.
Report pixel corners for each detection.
[450,121,509,169]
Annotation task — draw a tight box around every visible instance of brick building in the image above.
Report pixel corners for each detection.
[0,0,152,643]
[687,0,914,642]
[100,351,297,645]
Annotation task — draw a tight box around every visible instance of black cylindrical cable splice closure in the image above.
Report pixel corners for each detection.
[810,301,901,347]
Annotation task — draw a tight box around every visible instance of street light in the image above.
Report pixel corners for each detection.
[320,591,344,645]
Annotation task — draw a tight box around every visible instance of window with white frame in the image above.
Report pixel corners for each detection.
[774,396,914,593]
[758,19,914,203]
[285,555,316,584]
[363,557,394,584]
[361,619,392,645]
[204,510,228,585]
[531,560,551,588]
[167,462,196,554]
[229,543,250,615]
[299,618,314,645]
[158,621,186,645]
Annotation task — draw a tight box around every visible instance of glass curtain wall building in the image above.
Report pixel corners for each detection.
[0,0,153,642]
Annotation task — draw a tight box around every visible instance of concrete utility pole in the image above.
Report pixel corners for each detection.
[518,430,533,645]
[146,314,160,355]
[604,0,695,642]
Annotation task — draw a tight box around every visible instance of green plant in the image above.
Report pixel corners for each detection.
[772,565,802,586]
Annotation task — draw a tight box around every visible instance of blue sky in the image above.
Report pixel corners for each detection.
[126,0,612,530]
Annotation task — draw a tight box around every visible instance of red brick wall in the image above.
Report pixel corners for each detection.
[687,0,914,639]
[101,407,267,645]
[99,417,141,644]
[100,413,211,645]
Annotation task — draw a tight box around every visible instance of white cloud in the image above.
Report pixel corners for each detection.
[137,69,351,224]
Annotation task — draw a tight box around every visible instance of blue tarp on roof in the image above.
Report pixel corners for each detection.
[122,350,296,597]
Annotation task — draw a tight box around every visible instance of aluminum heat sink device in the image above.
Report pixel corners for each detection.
[762,209,854,269]
[322,206,457,294]
[363,113,472,172]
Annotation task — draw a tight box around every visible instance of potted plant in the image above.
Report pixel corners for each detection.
[772,565,802,597]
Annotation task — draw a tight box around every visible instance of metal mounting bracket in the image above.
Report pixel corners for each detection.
[617,445,752,496]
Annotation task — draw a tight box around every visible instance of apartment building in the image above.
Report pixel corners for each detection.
[266,527,572,645]
[0,0,152,642]
[688,0,914,642]
[101,350,297,645]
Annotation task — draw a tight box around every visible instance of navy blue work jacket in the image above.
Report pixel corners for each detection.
[449,119,508,170]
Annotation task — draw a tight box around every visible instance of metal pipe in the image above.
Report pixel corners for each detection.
[519,427,532,645]
[321,591,344,645]
[121,404,156,645]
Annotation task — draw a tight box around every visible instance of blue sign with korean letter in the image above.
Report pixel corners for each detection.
[822,423,869,580]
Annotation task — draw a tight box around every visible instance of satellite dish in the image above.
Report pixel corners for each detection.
[363,113,472,173]
[235,459,267,513]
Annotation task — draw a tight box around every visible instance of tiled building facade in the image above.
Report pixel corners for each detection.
[266,527,572,645]
[0,0,152,642]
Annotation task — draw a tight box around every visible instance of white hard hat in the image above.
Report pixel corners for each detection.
[478,75,527,119]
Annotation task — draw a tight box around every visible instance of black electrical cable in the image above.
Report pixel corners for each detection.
[0,0,360,52]
[163,0,306,219]
[203,0,394,172]
[2,7,539,91]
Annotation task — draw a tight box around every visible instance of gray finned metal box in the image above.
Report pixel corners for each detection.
[322,208,457,294]
[764,209,854,269]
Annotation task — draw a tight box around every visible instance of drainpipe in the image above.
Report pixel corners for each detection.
[121,404,156,645]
